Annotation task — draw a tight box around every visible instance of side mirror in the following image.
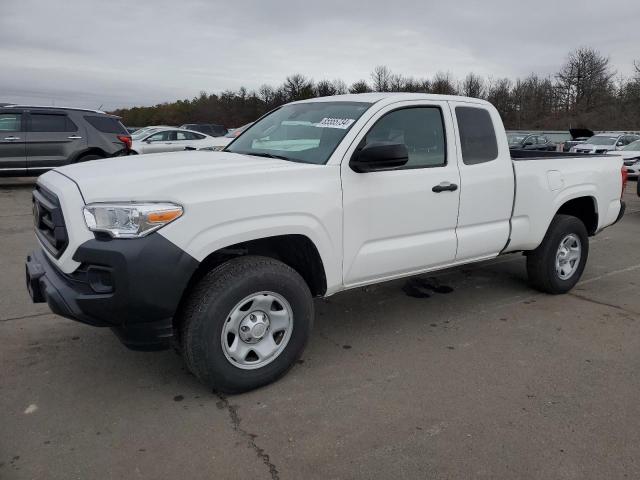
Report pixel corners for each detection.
[145,139,153,144]
[524,141,534,146]
[350,142,409,173]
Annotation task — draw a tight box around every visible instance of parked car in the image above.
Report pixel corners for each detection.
[179,123,227,137]
[508,133,556,151]
[570,133,640,154]
[0,105,130,176]
[26,93,626,393]
[609,139,640,179]
[226,122,253,139]
[196,122,254,151]
[130,125,170,140]
[130,127,221,154]
[563,128,594,152]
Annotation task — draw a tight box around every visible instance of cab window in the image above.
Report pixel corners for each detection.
[455,107,498,165]
[362,107,446,169]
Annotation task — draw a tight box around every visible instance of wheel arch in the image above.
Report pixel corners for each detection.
[554,195,598,235]
[70,147,109,163]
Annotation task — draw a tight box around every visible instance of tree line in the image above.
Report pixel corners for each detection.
[112,48,640,131]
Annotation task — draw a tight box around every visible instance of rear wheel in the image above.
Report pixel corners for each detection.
[526,214,589,294]
[179,256,313,393]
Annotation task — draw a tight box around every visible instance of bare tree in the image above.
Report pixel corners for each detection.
[331,79,348,95]
[349,80,372,94]
[556,47,615,114]
[316,80,337,97]
[371,65,392,92]
[431,72,457,95]
[460,73,485,98]
[283,74,315,102]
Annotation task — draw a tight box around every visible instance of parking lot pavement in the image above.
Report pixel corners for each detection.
[1,177,639,480]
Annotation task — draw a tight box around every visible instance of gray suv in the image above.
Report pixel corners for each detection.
[0,105,131,176]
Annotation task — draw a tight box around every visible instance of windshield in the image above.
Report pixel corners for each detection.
[226,102,372,164]
[622,139,640,151]
[507,134,527,145]
[587,135,617,146]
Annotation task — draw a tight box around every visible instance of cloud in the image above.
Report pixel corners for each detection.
[1,0,638,109]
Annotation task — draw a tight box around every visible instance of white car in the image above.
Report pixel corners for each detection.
[198,122,254,151]
[609,139,640,178]
[130,127,220,154]
[26,93,626,393]
[130,125,170,140]
[570,133,640,154]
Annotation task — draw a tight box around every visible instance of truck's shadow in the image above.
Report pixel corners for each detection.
[0,177,36,189]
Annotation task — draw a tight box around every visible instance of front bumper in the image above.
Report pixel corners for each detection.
[26,234,199,350]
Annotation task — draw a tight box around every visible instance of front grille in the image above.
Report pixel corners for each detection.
[33,184,68,258]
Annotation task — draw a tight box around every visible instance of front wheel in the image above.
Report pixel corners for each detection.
[526,214,589,294]
[179,256,313,393]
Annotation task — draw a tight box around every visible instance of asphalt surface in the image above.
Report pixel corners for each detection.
[1,177,639,480]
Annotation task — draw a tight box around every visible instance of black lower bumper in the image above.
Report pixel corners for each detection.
[26,234,199,351]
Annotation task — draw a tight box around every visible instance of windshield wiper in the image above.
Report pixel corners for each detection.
[247,152,294,161]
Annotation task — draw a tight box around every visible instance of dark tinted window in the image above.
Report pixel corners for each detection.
[456,107,498,165]
[0,113,22,131]
[210,125,227,136]
[364,107,446,168]
[30,114,77,132]
[84,116,127,134]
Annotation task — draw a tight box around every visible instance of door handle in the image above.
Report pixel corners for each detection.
[432,182,458,193]
[4,136,20,141]
[67,135,83,139]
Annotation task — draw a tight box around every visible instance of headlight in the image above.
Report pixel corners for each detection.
[83,203,183,238]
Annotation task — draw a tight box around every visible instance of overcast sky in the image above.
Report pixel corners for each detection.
[1,0,639,110]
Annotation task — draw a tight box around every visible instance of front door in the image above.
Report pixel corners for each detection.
[0,110,26,174]
[341,101,461,287]
[143,130,181,153]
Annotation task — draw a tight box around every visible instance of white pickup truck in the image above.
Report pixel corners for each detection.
[26,93,627,392]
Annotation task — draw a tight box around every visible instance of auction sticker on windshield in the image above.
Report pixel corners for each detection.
[315,118,356,129]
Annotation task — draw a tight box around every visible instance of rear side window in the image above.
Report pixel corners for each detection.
[455,106,498,165]
[30,114,77,132]
[84,116,128,134]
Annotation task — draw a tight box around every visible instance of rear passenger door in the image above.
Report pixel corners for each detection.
[26,111,84,172]
[450,103,515,261]
[0,110,26,174]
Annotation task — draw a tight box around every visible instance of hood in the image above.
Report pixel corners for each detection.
[55,151,322,203]
[569,128,594,140]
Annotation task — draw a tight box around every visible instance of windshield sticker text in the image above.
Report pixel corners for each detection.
[314,118,355,129]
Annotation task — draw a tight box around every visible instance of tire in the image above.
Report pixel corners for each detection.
[179,256,313,393]
[75,154,103,163]
[526,214,589,294]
